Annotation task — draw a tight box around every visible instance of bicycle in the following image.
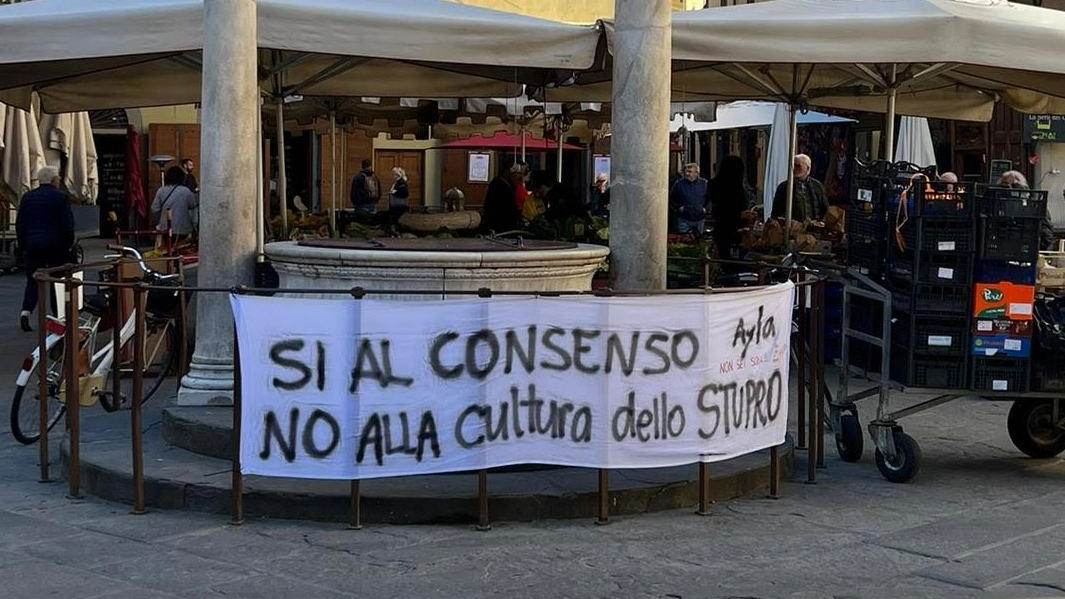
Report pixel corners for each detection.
[9,245,183,445]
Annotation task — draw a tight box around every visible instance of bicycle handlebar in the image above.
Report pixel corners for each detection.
[105,244,181,281]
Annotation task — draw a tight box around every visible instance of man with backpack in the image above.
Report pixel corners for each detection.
[350,159,381,215]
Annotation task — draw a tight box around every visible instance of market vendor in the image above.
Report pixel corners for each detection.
[669,163,709,234]
[771,154,828,222]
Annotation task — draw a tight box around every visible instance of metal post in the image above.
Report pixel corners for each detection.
[276,99,288,238]
[230,325,244,525]
[130,284,147,514]
[556,129,564,183]
[807,279,821,484]
[476,469,491,531]
[885,65,898,161]
[696,462,711,516]
[784,102,799,246]
[330,111,338,236]
[348,480,362,530]
[768,445,781,499]
[796,278,807,450]
[596,469,609,525]
[177,261,190,377]
[36,277,50,483]
[64,278,82,499]
[815,280,827,469]
[111,271,123,412]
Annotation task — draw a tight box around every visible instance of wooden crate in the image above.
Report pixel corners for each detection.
[1037,251,1065,292]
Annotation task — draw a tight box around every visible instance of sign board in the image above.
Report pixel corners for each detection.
[989,159,1012,185]
[231,285,794,480]
[467,152,491,183]
[593,155,611,179]
[1023,114,1065,143]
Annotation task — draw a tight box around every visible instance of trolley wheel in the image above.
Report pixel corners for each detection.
[1007,400,1065,459]
[874,431,921,483]
[836,410,864,463]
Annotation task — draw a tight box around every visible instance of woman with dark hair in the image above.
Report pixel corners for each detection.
[708,155,754,259]
[151,165,198,240]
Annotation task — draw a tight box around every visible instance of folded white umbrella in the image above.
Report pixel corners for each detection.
[1,103,46,199]
[894,116,937,170]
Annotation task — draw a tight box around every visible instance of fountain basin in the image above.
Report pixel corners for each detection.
[264,238,609,298]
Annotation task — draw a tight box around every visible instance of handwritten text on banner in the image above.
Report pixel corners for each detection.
[231,283,794,480]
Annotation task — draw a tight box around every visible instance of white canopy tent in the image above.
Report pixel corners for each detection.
[669,100,853,133]
[38,111,98,204]
[0,0,603,112]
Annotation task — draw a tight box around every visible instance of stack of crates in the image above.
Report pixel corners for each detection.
[970,186,1046,392]
[888,178,973,389]
[846,163,894,278]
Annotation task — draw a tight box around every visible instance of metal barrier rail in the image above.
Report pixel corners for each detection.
[29,255,830,528]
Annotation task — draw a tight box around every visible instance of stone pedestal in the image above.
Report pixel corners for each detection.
[610,0,671,292]
[177,0,258,406]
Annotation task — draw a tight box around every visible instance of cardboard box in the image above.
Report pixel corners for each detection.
[972,282,1035,320]
[971,334,1032,358]
[972,318,1033,337]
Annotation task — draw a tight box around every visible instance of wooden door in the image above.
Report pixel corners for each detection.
[147,123,200,203]
[375,150,424,210]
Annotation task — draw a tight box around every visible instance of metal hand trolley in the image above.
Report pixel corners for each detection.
[827,265,1065,483]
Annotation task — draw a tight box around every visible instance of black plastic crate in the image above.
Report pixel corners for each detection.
[971,356,1030,393]
[892,283,970,315]
[891,349,967,389]
[847,233,886,276]
[901,218,975,253]
[893,315,969,355]
[975,185,1048,219]
[848,294,886,337]
[976,260,1037,285]
[979,217,1041,262]
[890,252,974,285]
[913,180,971,218]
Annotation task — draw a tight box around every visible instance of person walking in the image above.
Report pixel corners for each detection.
[350,159,382,215]
[151,166,198,242]
[387,167,410,235]
[16,166,75,332]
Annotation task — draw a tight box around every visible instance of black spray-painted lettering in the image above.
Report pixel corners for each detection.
[611,391,686,442]
[642,333,671,375]
[539,327,573,371]
[732,305,778,360]
[357,410,441,466]
[269,339,326,391]
[454,384,592,448]
[572,328,601,374]
[259,407,340,462]
[504,327,537,374]
[697,369,783,439]
[349,338,414,393]
[465,329,500,380]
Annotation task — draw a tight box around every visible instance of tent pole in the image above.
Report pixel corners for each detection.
[330,110,337,236]
[521,124,527,162]
[784,103,798,246]
[276,99,288,238]
[255,97,264,255]
[885,64,898,161]
[557,131,564,182]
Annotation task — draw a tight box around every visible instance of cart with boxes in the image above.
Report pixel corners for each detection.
[834,161,1063,482]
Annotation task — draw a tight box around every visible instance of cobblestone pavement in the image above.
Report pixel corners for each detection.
[1,240,1064,598]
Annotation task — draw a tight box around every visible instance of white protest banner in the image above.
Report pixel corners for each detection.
[231,282,793,480]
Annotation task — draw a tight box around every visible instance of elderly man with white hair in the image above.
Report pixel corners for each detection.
[15,166,75,332]
[771,154,829,222]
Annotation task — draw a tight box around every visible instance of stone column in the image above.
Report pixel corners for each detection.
[609,0,671,291]
[178,0,258,405]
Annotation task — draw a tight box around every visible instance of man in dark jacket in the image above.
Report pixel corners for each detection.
[179,157,199,194]
[16,166,75,331]
[669,163,709,234]
[350,159,381,215]
[772,153,829,222]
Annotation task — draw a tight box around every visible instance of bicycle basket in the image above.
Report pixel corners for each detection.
[146,276,182,316]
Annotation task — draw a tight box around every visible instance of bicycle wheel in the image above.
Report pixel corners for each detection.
[100,318,177,411]
[10,340,67,445]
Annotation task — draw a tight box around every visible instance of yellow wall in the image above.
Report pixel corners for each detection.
[446,0,692,23]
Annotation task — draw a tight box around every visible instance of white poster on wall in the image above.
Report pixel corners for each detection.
[232,283,794,480]
[467,152,491,182]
